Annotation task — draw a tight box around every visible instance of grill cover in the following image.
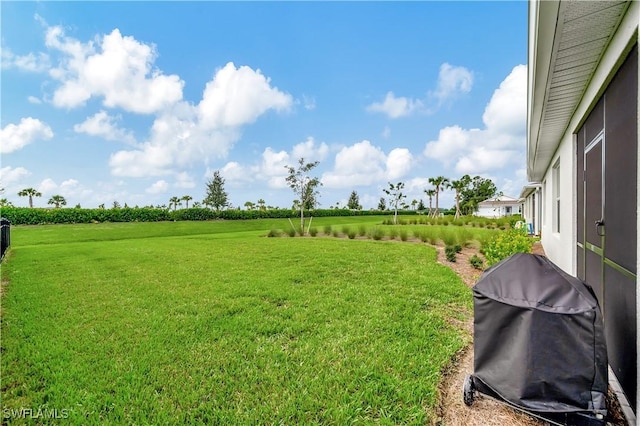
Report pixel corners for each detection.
[473,253,608,415]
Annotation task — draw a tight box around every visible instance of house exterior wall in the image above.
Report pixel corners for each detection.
[538,138,576,273]
[527,0,639,415]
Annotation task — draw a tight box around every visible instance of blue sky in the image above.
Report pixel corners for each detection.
[1,1,528,210]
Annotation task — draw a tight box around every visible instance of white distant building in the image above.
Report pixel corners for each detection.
[474,195,521,218]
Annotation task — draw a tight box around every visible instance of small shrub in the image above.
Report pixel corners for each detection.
[454,244,462,253]
[368,227,385,240]
[309,227,318,237]
[332,229,340,237]
[358,224,367,236]
[267,228,281,237]
[388,228,399,240]
[445,246,457,262]
[347,230,356,239]
[342,225,351,235]
[286,227,296,237]
[399,229,408,241]
[470,254,484,270]
[323,224,332,235]
[482,228,534,266]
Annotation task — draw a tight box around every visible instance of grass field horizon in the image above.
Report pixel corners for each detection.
[1,218,473,424]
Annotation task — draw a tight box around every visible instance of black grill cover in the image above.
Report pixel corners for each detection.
[473,253,607,415]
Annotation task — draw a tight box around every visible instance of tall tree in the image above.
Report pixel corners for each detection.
[378,197,387,211]
[285,158,321,234]
[181,195,193,209]
[18,188,41,208]
[424,189,436,217]
[428,176,449,217]
[169,196,181,211]
[459,175,498,215]
[204,170,229,211]
[48,195,67,208]
[383,181,406,225]
[448,179,467,219]
[417,199,426,212]
[347,190,361,210]
[257,199,266,211]
[244,201,255,210]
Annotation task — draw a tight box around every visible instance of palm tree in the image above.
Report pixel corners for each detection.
[0,198,14,207]
[18,188,42,208]
[169,196,181,211]
[257,199,266,211]
[244,201,255,210]
[424,189,436,217]
[48,195,67,208]
[448,179,467,219]
[428,176,449,217]
[181,195,193,208]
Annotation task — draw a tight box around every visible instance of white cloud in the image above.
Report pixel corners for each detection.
[302,95,316,111]
[38,178,58,195]
[220,162,252,184]
[291,137,329,163]
[198,62,292,129]
[482,64,527,136]
[146,180,169,194]
[424,64,526,175]
[258,147,291,188]
[431,63,474,105]
[1,117,54,154]
[1,47,50,72]
[386,148,413,180]
[366,91,423,119]
[323,140,411,188]
[109,62,292,178]
[0,166,32,187]
[174,172,195,189]
[28,96,43,104]
[74,110,137,145]
[382,126,391,139]
[46,26,184,113]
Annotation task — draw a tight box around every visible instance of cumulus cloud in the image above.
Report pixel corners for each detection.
[257,147,291,188]
[198,62,292,129]
[219,162,251,183]
[1,117,54,154]
[174,172,195,189]
[46,26,184,113]
[424,64,526,175]
[322,140,412,188]
[1,47,50,72]
[0,166,31,187]
[386,148,413,180]
[38,178,58,195]
[431,63,474,105]
[366,92,423,119]
[291,137,329,163]
[146,180,169,194]
[74,110,136,145]
[109,62,292,177]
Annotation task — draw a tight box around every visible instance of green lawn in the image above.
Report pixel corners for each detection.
[1,219,472,424]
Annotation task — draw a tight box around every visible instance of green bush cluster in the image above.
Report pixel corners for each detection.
[482,228,534,266]
[1,207,424,226]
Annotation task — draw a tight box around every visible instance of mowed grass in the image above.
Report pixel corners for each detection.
[1,219,472,424]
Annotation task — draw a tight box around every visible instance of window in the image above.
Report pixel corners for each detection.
[552,160,560,233]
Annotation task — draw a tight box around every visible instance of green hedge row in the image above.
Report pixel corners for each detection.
[0,207,417,225]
